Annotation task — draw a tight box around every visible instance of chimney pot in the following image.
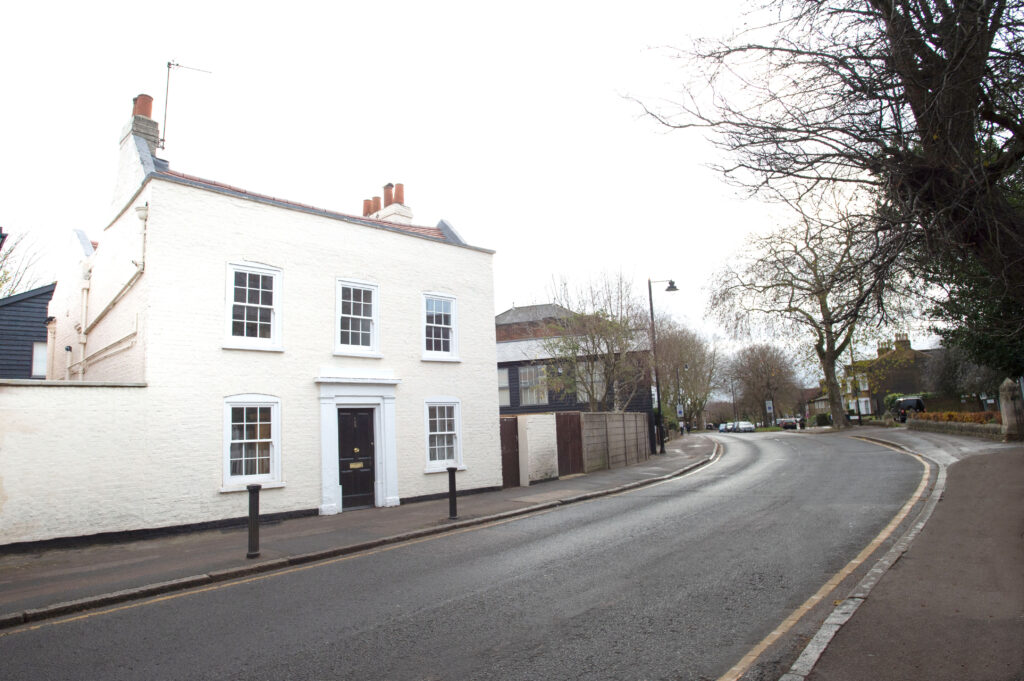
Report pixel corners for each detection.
[363,199,372,217]
[394,183,405,205]
[372,196,382,214]
[132,94,154,119]
[383,183,394,208]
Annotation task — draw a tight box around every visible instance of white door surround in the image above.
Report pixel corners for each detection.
[316,369,401,514]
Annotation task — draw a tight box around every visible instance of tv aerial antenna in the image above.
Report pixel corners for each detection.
[160,60,212,150]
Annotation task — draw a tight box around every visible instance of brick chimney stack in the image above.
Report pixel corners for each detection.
[124,94,160,156]
[361,182,414,225]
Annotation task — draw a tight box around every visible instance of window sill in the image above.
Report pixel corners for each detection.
[220,481,286,493]
[424,464,466,474]
[334,349,383,359]
[421,355,461,363]
[222,341,284,353]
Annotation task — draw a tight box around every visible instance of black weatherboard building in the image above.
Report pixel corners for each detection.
[0,283,55,379]
[495,304,653,416]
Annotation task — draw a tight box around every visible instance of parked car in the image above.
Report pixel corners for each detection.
[718,423,729,432]
[892,396,925,423]
[778,418,798,430]
[736,421,756,432]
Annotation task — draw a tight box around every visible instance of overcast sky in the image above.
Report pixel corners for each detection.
[3,1,783,337]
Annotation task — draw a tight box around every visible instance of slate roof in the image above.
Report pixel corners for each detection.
[130,142,491,253]
[495,303,573,325]
[0,282,56,308]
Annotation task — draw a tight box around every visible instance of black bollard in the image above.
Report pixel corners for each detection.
[246,484,261,559]
[447,466,458,519]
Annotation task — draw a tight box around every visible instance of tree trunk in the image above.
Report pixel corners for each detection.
[820,355,847,430]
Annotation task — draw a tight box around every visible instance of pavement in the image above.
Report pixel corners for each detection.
[0,429,1021,681]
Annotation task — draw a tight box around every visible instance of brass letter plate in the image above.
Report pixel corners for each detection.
[349,462,364,469]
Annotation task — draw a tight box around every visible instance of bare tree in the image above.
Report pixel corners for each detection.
[542,273,651,412]
[709,206,908,428]
[656,318,720,428]
[0,230,41,298]
[729,344,802,425]
[643,0,1024,366]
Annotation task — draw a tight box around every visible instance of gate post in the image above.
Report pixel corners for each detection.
[999,378,1023,441]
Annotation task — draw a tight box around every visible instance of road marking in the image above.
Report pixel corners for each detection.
[714,444,931,681]
[2,448,723,638]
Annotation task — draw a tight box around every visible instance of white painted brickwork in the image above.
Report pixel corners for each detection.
[1,137,501,545]
[517,413,559,483]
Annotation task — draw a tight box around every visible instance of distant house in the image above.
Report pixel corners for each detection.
[495,304,652,416]
[0,283,55,379]
[842,333,933,417]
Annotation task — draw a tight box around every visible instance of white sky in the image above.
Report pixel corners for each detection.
[2,1,781,337]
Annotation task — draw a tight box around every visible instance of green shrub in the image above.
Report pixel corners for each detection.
[911,411,1001,425]
[815,413,831,427]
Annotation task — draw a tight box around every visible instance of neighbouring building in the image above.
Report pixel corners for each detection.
[0,282,55,379]
[0,94,501,545]
[495,304,653,416]
[842,333,933,418]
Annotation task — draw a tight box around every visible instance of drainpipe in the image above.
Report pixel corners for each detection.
[75,270,91,380]
[73,204,148,379]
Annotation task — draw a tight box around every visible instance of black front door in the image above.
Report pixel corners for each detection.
[338,408,375,509]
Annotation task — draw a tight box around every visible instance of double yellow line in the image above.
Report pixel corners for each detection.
[715,441,932,681]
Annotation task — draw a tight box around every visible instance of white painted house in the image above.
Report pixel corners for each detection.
[0,95,500,545]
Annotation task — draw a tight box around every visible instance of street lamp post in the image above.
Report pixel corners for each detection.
[648,277,678,454]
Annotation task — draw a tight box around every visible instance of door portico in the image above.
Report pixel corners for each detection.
[317,370,401,514]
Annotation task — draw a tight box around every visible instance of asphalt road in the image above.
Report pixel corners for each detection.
[0,432,924,681]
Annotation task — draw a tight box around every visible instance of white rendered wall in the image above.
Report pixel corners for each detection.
[132,178,500,522]
[517,413,558,483]
[0,385,155,543]
[19,165,501,542]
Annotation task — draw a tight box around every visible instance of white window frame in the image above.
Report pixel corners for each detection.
[498,367,510,407]
[519,364,549,406]
[422,293,459,361]
[335,278,381,357]
[31,341,47,378]
[576,362,606,405]
[222,394,283,491]
[424,397,463,473]
[858,374,869,392]
[223,262,283,352]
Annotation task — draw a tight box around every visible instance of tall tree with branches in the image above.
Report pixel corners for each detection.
[728,344,801,425]
[709,206,905,428]
[644,0,1024,373]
